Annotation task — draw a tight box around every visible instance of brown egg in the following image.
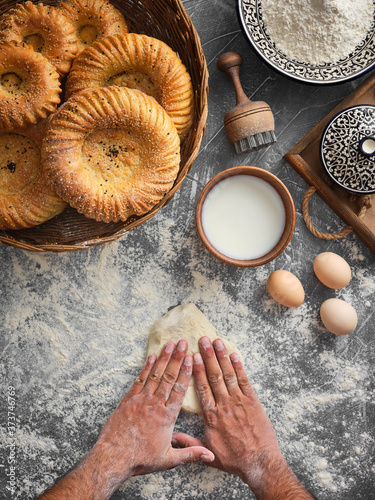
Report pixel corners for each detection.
[267,270,305,307]
[313,252,351,289]
[320,298,357,335]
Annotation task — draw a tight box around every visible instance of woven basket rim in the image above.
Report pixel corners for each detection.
[0,0,209,252]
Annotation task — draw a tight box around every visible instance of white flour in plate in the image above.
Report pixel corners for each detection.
[261,0,374,64]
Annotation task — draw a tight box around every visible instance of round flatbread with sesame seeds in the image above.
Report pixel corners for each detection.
[41,86,180,223]
[57,0,128,55]
[0,118,67,230]
[0,41,61,131]
[0,1,78,76]
[65,33,194,140]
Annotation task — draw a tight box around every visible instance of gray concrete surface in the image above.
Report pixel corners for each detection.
[1,1,374,499]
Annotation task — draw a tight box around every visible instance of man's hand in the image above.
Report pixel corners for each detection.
[94,339,214,478]
[173,337,314,500]
[39,340,214,500]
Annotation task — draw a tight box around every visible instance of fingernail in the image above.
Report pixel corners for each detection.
[200,452,214,463]
[184,355,192,366]
[171,438,178,446]
[200,336,211,349]
[177,339,187,351]
[148,354,157,364]
[165,341,175,353]
[214,339,224,351]
[194,353,203,364]
[230,352,240,362]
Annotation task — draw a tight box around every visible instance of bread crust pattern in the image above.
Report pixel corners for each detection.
[0,121,67,230]
[42,86,180,223]
[0,41,61,131]
[0,1,78,76]
[65,33,194,140]
[57,0,128,55]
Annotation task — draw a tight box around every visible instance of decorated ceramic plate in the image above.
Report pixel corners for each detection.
[320,105,375,194]
[238,0,375,84]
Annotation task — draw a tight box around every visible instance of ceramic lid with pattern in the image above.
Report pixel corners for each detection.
[320,105,375,194]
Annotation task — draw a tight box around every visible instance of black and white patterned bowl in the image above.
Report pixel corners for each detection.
[320,105,375,194]
[238,0,375,84]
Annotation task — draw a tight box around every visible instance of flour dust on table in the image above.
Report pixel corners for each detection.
[0,211,373,499]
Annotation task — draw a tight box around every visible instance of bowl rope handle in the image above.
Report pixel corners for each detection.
[302,186,372,240]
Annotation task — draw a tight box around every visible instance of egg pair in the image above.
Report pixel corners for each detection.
[267,252,357,336]
[314,253,357,336]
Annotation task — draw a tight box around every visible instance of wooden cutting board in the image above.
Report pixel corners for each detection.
[284,72,375,253]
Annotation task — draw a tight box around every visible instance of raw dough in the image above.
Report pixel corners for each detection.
[146,303,242,414]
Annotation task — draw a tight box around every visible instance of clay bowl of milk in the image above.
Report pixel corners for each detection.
[196,166,295,267]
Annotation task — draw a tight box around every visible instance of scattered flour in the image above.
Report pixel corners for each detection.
[261,0,374,64]
[0,210,374,499]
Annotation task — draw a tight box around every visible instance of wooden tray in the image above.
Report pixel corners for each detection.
[284,72,375,253]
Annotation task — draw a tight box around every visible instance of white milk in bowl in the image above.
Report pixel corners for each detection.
[201,175,286,260]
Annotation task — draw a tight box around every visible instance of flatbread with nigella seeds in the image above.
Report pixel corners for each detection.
[57,0,128,55]
[0,1,78,76]
[65,33,194,140]
[0,41,61,131]
[41,86,180,223]
[0,118,67,230]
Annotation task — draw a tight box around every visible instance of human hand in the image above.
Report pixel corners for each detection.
[173,337,314,500]
[38,340,215,500]
[92,340,214,487]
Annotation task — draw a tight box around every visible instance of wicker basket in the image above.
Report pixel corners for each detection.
[0,0,208,252]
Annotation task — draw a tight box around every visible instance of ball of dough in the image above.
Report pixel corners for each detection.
[267,270,305,307]
[313,252,351,289]
[320,298,357,336]
[147,303,242,414]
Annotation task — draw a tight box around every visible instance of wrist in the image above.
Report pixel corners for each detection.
[88,441,134,488]
[242,452,313,500]
[65,442,132,500]
[38,444,133,500]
